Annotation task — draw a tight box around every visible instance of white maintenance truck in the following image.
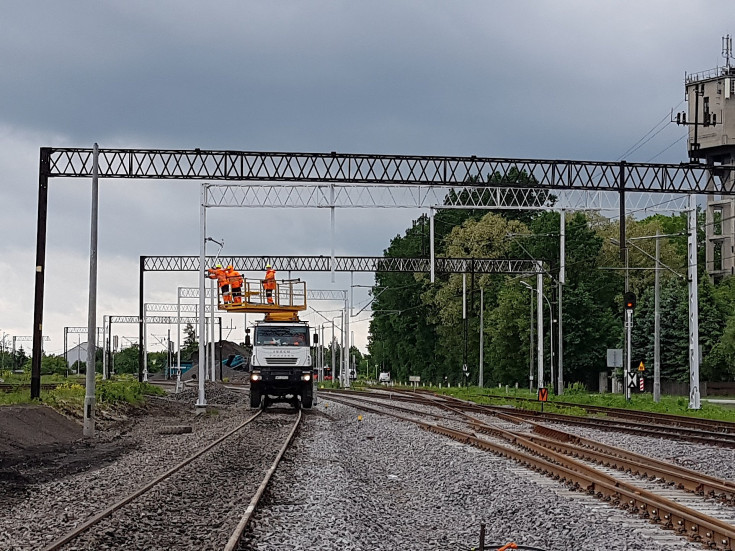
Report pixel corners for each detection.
[247,318,315,409]
[213,272,316,409]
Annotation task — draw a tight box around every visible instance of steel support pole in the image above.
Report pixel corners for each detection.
[430,208,435,283]
[529,288,534,391]
[331,321,336,383]
[558,210,565,395]
[344,302,350,388]
[536,267,544,389]
[84,143,99,437]
[177,287,181,372]
[330,184,335,283]
[210,278,216,381]
[197,184,207,407]
[31,148,51,399]
[654,231,661,402]
[479,287,484,388]
[625,309,632,401]
[462,273,467,380]
[688,194,701,409]
[63,328,68,376]
[102,315,108,379]
[142,313,148,382]
[138,257,144,382]
[619,161,626,262]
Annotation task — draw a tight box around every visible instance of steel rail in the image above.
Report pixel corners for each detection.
[224,408,303,551]
[505,424,735,504]
[326,392,735,550]
[477,394,735,434]
[404,390,735,448]
[0,383,60,393]
[372,389,735,500]
[42,410,264,551]
[331,389,735,501]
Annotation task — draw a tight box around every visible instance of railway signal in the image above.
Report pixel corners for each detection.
[624,292,636,311]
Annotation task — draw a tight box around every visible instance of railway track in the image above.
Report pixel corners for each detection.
[471,392,735,434]
[0,383,59,393]
[323,389,735,550]
[350,387,735,448]
[43,408,301,551]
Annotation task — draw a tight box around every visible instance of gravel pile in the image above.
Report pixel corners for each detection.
[168,381,250,407]
[238,399,704,551]
[0,385,255,551]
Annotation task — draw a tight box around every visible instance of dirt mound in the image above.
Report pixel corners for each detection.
[0,404,82,455]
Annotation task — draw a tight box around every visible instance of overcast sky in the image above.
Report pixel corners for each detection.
[0,1,730,356]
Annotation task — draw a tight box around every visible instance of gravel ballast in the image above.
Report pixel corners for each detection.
[2,386,729,551]
[239,398,707,551]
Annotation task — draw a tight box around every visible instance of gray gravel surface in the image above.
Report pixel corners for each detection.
[544,420,735,482]
[58,411,297,550]
[238,398,705,551]
[0,383,254,551]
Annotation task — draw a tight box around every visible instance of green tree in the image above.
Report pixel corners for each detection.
[113,345,140,375]
[181,323,198,361]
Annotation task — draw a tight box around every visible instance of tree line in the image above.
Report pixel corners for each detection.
[367,174,735,389]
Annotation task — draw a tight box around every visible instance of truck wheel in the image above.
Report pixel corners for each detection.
[250,388,262,409]
[301,389,313,409]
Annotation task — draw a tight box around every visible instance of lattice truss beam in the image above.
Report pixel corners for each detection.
[110,316,202,324]
[143,256,542,274]
[204,185,691,213]
[145,303,217,314]
[45,148,733,195]
[176,287,346,301]
[64,327,103,334]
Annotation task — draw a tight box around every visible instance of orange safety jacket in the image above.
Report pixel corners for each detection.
[263,268,276,290]
[225,266,242,288]
[207,267,230,288]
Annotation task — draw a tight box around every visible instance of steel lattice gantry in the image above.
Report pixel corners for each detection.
[43,149,732,193]
[32,148,732,399]
[137,255,542,376]
[142,255,542,273]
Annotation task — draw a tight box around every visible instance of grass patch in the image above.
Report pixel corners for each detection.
[0,375,166,412]
[423,385,735,422]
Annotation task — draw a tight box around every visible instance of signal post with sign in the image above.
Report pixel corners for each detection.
[538,387,548,412]
[624,292,636,401]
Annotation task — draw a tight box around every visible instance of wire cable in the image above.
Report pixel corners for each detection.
[616,101,684,161]
[646,134,688,162]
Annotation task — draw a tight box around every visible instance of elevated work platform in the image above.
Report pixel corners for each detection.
[215,277,307,320]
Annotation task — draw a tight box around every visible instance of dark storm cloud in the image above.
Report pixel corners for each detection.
[0,0,732,344]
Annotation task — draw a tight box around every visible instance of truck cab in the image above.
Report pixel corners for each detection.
[248,321,315,409]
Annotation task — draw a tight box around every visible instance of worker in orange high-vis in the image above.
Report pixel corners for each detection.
[207,264,231,304]
[263,264,276,304]
[225,265,243,305]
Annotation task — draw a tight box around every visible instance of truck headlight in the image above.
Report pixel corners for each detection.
[250,373,262,382]
[300,374,311,381]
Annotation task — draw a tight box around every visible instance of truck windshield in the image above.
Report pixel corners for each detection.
[254,326,309,347]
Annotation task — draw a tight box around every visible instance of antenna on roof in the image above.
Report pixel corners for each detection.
[723,34,733,69]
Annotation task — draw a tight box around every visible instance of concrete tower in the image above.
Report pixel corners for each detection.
[683,36,735,281]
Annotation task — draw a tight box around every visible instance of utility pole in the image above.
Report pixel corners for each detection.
[654,231,661,402]
[462,273,468,383]
[558,210,565,395]
[83,144,99,437]
[479,287,484,388]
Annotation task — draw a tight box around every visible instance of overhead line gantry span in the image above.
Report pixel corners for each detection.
[33,147,721,400]
[45,148,729,195]
[141,255,542,274]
